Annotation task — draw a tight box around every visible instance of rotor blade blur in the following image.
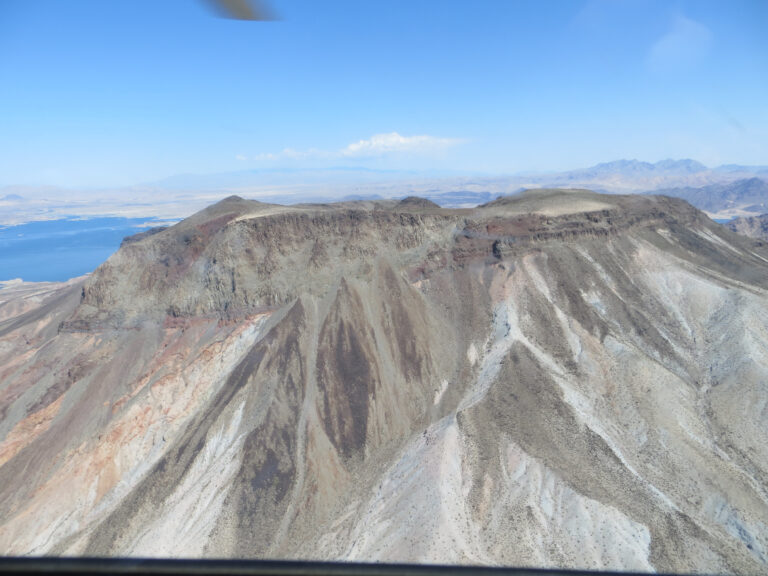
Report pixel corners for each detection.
[205,0,277,21]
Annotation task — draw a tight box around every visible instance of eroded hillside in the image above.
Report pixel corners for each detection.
[1,190,768,573]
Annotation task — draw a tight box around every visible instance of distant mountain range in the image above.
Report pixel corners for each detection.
[527,159,767,196]
[138,159,767,196]
[652,178,768,219]
[2,159,767,224]
[716,164,768,175]
[577,158,708,176]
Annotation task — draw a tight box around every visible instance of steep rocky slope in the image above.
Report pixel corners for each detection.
[1,190,768,573]
[727,213,768,242]
[654,177,768,219]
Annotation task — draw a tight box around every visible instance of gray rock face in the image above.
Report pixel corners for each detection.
[653,177,768,218]
[1,189,768,573]
[727,213,768,242]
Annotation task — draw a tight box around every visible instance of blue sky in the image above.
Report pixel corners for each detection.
[0,0,766,187]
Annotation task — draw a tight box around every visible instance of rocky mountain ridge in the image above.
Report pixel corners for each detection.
[69,191,711,326]
[652,178,768,219]
[1,189,768,573]
[727,213,768,242]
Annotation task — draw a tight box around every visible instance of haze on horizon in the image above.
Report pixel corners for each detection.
[0,0,766,189]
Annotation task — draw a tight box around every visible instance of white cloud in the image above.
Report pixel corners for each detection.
[235,154,248,161]
[646,15,712,73]
[248,132,462,163]
[341,132,461,157]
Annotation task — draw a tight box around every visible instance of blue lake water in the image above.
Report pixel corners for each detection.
[0,217,172,282]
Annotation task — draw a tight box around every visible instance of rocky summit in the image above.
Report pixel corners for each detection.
[1,189,768,573]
